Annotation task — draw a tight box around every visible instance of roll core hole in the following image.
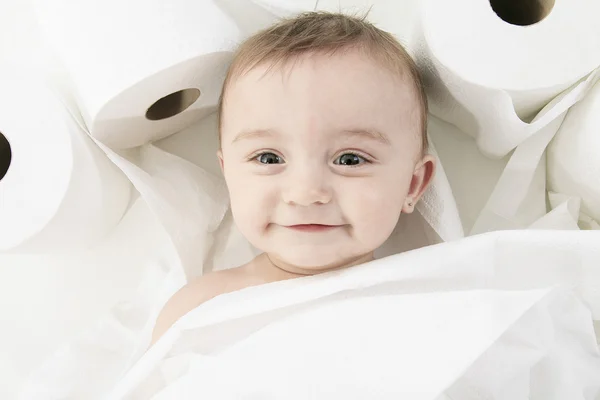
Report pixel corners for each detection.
[0,131,11,182]
[490,0,555,26]
[145,88,201,121]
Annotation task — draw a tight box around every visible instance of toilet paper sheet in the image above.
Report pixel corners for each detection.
[528,192,582,231]
[467,61,600,234]
[57,91,231,278]
[469,93,568,234]
[548,80,600,223]
[20,230,600,399]
[121,288,596,400]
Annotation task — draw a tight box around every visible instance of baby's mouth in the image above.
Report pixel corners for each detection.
[285,224,340,232]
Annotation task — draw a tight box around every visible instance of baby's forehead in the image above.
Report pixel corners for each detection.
[225,51,418,114]
[220,51,422,149]
[229,49,413,92]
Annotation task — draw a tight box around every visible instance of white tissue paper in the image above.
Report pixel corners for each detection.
[0,71,131,254]
[468,91,568,234]
[528,192,582,231]
[130,289,595,400]
[14,233,188,400]
[23,230,598,400]
[415,137,465,240]
[154,114,262,273]
[31,0,279,149]
[426,115,510,232]
[92,141,230,278]
[412,0,600,158]
[548,80,600,224]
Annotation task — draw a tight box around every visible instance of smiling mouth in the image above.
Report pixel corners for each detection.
[286,224,340,232]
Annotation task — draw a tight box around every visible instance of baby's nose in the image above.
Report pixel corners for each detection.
[281,166,332,206]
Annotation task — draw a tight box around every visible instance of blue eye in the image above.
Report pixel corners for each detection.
[256,152,283,164]
[334,153,366,166]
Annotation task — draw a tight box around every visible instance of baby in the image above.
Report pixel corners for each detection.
[151,11,435,344]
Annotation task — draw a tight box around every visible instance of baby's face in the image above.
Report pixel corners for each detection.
[219,50,429,269]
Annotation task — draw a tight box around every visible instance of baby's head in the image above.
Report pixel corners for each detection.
[217,11,435,273]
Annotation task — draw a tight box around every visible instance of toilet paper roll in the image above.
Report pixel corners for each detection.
[31,0,278,149]
[548,80,600,222]
[39,44,231,280]
[413,0,600,158]
[0,72,131,254]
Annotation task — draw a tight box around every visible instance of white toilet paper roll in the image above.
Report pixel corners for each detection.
[413,0,600,157]
[39,49,231,279]
[548,80,600,222]
[0,72,131,253]
[32,0,278,149]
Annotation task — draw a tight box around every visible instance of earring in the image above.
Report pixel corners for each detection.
[408,201,414,207]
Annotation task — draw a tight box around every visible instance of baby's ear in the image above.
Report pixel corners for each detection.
[217,149,224,174]
[402,154,436,214]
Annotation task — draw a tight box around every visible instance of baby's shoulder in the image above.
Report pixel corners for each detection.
[150,267,249,346]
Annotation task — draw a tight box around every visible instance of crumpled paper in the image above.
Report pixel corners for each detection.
[19,230,600,399]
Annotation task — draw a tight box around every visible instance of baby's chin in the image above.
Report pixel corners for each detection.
[270,246,370,272]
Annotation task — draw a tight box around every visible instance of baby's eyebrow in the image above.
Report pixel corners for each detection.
[340,129,391,145]
[230,127,391,145]
[231,129,277,144]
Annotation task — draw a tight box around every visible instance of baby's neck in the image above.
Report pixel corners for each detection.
[249,252,374,281]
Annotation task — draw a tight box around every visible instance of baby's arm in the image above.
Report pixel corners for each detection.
[150,278,207,346]
[150,268,248,346]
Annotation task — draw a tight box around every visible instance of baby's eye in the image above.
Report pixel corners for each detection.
[256,152,284,164]
[333,153,367,166]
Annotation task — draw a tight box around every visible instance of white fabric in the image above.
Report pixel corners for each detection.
[19,230,600,399]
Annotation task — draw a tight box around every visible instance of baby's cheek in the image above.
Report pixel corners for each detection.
[229,177,275,233]
[349,180,405,243]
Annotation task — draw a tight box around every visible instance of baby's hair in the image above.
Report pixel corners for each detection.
[217,11,429,154]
